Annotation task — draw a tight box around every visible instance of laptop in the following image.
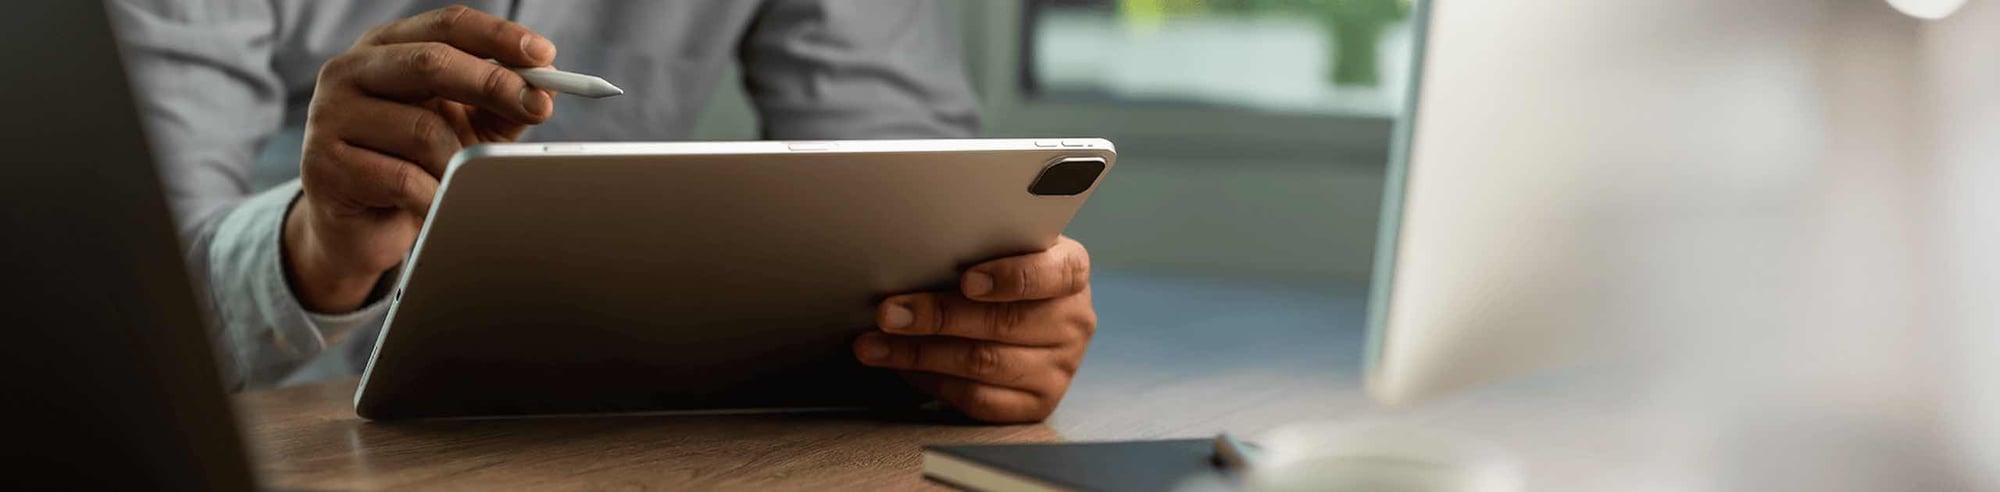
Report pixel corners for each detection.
[1,2,255,489]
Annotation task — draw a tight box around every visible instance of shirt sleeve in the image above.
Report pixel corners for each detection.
[736,0,982,139]
[108,0,380,390]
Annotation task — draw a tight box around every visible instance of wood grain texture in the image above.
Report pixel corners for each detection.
[237,379,1061,490]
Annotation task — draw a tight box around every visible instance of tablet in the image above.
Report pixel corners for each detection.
[353,139,1115,420]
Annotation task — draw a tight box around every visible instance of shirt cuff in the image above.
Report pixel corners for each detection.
[302,292,392,348]
[273,184,395,352]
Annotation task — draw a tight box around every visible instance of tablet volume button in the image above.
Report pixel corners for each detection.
[543,144,585,153]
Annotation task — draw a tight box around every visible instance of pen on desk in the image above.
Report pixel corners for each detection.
[1212,432,1260,471]
[494,62,625,98]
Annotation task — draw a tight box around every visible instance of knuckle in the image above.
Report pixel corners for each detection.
[432,5,473,33]
[1013,264,1036,298]
[391,160,414,198]
[1076,308,1099,340]
[991,302,1029,339]
[1063,251,1092,294]
[315,139,355,165]
[905,341,930,370]
[309,142,366,197]
[966,344,1004,378]
[408,111,451,153]
[479,64,514,100]
[300,140,340,177]
[927,297,951,336]
[408,111,440,142]
[405,43,455,77]
[304,97,336,127]
[316,54,357,83]
[959,387,1000,414]
[1057,350,1083,376]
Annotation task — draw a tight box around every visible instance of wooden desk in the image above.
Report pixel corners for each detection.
[237,379,1058,490]
[231,274,1516,490]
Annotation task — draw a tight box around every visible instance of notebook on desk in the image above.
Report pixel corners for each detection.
[923,439,1238,492]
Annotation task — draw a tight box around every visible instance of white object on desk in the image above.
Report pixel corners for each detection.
[1247,421,1522,492]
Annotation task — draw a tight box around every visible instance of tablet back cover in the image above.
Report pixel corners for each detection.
[355,140,1114,419]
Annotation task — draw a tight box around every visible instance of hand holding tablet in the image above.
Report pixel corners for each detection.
[856,235,1097,423]
[355,139,1115,421]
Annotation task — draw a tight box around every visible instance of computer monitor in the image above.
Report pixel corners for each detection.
[1,2,255,489]
[1365,0,1827,404]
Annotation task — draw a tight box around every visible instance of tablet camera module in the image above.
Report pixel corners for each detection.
[1028,158,1107,196]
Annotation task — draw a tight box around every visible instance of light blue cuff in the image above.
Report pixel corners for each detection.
[303,296,391,349]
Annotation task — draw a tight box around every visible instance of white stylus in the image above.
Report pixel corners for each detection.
[504,65,624,98]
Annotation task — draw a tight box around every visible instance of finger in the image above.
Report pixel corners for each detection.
[304,139,440,217]
[358,5,555,67]
[854,333,1062,391]
[332,42,551,124]
[313,94,460,178]
[428,99,482,146]
[463,94,544,142]
[962,236,1091,302]
[900,372,1054,423]
[878,293,1087,346]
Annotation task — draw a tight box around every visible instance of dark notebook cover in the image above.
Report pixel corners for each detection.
[923,439,1237,492]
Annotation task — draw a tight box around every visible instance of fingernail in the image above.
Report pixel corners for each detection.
[521,35,556,64]
[519,87,551,117]
[857,335,890,362]
[884,302,913,330]
[963,271,994,297]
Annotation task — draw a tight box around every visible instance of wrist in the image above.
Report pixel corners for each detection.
[282,197,383,313]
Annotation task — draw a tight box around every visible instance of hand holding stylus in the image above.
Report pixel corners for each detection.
[287,5,561,312]
[505,65,624,98]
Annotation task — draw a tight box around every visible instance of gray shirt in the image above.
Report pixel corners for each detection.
[108,0,978,390]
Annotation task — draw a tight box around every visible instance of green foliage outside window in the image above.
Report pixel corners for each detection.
[1117,0,1412,86]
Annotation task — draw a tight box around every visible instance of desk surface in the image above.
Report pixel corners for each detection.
[238,379,1057,490]
[233,273,1635,490]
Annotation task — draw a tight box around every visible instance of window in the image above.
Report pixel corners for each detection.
[1024,0,1417,117]
[948,0,1415,281]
